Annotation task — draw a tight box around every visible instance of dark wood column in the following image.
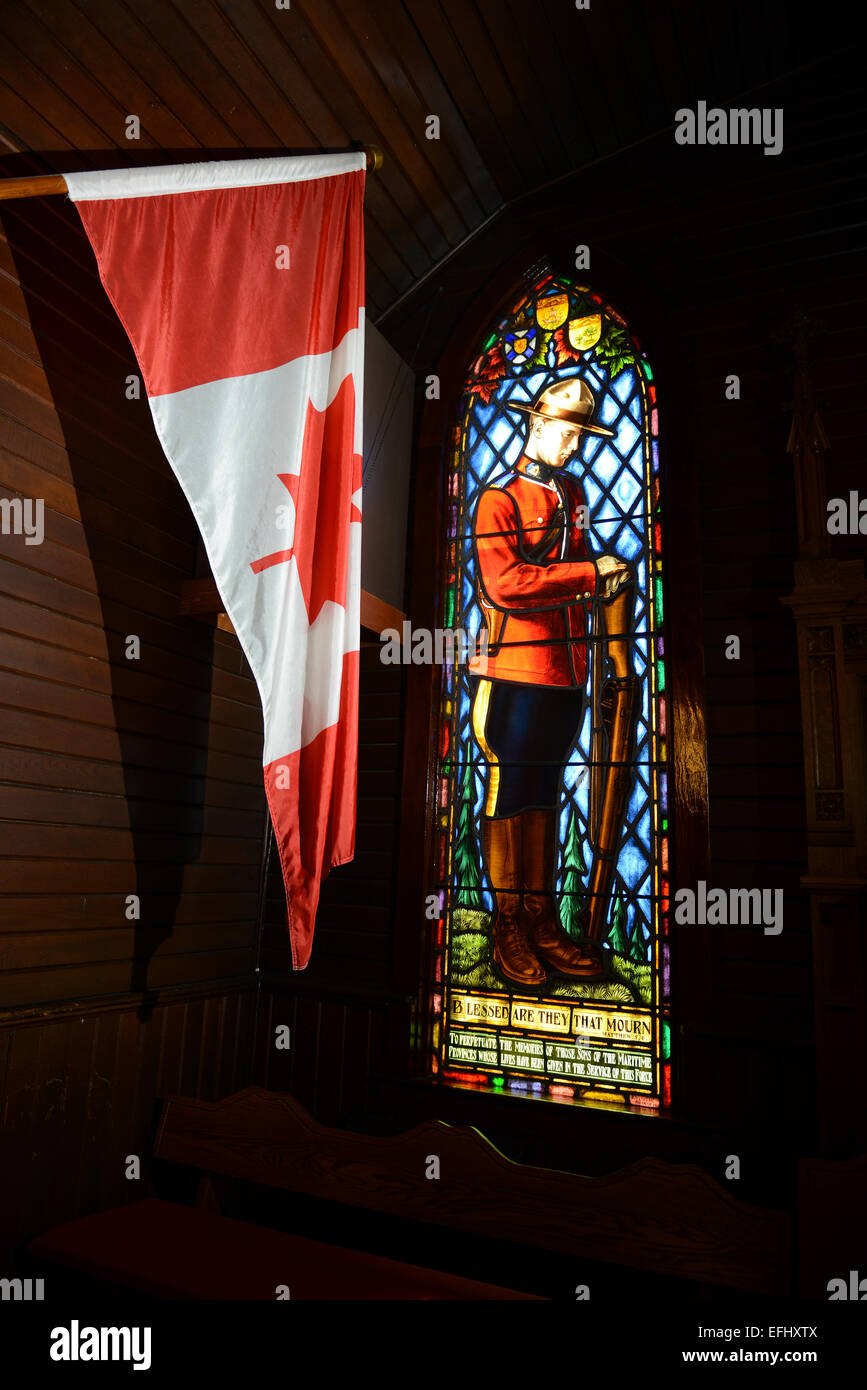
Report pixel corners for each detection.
[781,318,867,1155]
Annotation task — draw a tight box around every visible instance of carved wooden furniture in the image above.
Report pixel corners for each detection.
[28,1086,790,1297]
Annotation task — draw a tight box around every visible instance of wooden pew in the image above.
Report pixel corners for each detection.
[28,1086,791,1298]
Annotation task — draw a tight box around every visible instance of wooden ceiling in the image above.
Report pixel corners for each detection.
[0,0,837,323]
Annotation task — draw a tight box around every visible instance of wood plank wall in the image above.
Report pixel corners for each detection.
[0,989,256,1263]
[0,177,264,1255]
[256,646,410,1128]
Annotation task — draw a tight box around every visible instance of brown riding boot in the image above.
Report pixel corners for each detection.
[481,815,546,986]
[521,808,605,979]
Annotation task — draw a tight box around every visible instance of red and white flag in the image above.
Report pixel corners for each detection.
[65,153,366,969]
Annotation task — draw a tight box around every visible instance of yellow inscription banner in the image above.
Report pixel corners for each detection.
[509,1001,572,1034]
[570,1007,652,1045]
[449,993,511,1025]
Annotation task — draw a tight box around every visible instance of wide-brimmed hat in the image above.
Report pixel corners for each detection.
[508,378,615,438]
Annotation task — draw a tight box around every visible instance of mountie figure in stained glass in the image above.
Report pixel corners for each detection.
[433,275,670,1108]
[468,378,633,985]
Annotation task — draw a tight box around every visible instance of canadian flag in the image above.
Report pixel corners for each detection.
[65,153,366,969]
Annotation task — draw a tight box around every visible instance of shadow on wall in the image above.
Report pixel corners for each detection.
[1,151,219,1018]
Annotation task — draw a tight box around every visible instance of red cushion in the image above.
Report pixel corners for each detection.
[28,1199,541,1300]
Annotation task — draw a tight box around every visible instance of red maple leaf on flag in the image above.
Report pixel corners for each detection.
[250,375,362,624]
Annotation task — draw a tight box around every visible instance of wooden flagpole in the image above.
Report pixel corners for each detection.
[0,147,384,201]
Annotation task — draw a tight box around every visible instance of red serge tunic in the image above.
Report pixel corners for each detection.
[468,456,598,688]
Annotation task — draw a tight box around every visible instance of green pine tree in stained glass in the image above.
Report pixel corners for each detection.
[606,885,630,956]
[628,918,647,964]
[454,757,483,909]
[558,809,587,938]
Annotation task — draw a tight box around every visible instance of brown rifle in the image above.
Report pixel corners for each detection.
[584,570,638,941]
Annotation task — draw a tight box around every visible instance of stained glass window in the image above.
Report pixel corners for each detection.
[427,273,671,1109]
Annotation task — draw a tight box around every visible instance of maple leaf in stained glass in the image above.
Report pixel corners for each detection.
[607,355,634,379]
[527,330,551,368]
[551,324,583,367]
[471,338,507,403]
[474,378,499,405]
[474,339,505,380]
[593,322,636,380]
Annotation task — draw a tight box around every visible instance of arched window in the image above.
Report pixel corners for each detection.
[428,271,671,1109]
